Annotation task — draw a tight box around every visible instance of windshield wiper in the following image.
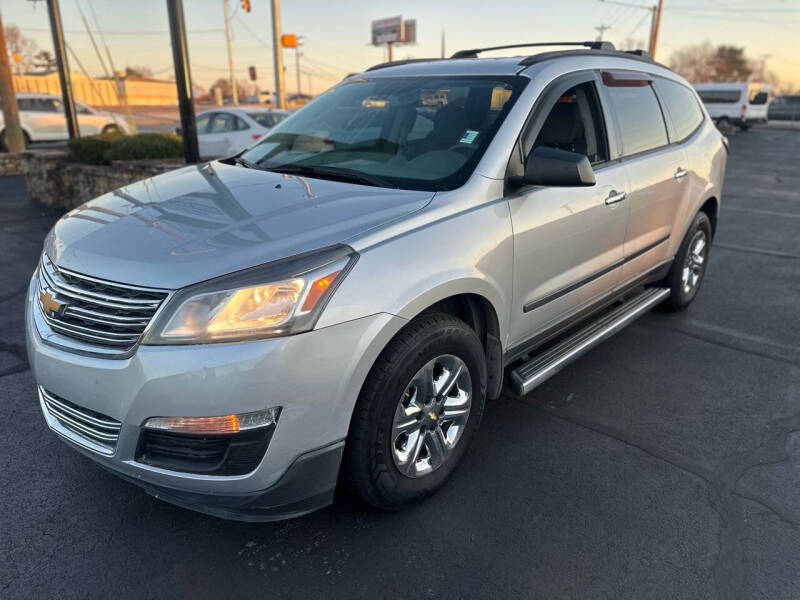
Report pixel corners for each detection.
[266,164,397,189]
[233,156,263,170]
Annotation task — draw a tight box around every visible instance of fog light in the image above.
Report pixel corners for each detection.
[143,407,281,435]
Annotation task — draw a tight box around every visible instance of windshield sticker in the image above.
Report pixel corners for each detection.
[459,130,479,144]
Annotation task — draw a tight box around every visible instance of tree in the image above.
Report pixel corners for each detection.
[33,50,57,72]
[669,42,753,83]
[715,46,751,81]
[125,65,154,79]
[208,77,248,100]
[4,24,37,74]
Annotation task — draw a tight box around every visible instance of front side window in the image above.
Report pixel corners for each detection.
[606,84,668,156]
[209,113,235,133]
[195,114,211,133]
[530,82,609,164]
[240,75,527,191]
[654,78,704,142]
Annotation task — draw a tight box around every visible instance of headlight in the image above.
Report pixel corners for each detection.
[143,245,357,344]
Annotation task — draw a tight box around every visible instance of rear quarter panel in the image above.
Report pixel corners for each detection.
[670,119,726,254]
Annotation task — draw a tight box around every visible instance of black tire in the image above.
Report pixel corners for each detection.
[344,312,487,510]
[663,211,712,311]
[102,124,121,136]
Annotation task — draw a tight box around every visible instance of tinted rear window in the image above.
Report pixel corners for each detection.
[606,85,668,156]
[654,79,704,142]
[251,112,287,128]
[697,89,741,104]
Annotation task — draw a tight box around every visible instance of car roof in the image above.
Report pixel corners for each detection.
[197,106,286,116]
[357,57,532,78]
[17,92,60,99]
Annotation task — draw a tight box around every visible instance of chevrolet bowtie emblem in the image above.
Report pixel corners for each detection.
[39,289,64,316]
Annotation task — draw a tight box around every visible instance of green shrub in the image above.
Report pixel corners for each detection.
[67,133,118,165]
[104,133,183,162]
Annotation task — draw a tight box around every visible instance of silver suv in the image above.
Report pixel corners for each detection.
[26,42,726,521]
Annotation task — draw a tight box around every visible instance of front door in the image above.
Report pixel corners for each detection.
[201,112,236,158]
[507,74,630,349]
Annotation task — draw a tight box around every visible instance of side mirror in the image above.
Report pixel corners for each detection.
[513,146,596,187]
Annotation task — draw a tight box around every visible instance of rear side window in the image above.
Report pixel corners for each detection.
[604,78,668,156]
[654,79,704,142]
[697,89,741,104]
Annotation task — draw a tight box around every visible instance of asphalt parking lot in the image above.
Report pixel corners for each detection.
[1,126,799,599]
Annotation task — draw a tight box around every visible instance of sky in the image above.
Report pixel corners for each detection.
[2,0,799,95]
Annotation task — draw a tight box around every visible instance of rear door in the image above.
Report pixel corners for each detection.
[506,71,630,348]
[600,71,688,281]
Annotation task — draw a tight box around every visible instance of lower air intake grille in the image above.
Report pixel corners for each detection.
[39,387,121,455]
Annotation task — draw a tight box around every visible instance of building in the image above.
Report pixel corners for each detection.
[12,71,180,106]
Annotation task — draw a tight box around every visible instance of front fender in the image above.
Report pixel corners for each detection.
[317,187,514,343]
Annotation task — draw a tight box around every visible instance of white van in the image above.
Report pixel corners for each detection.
[694,82,770,130]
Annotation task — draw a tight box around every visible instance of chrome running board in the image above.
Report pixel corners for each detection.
[509,287,670,396]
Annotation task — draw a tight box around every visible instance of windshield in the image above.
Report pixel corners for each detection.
[240,75,526,191]
[251,111,288,128]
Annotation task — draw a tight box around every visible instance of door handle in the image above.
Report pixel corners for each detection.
[674,167,688,180]
[605,190,626,206]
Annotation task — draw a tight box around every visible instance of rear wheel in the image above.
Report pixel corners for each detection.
[663,211,712,311]
[344,313,487,510]
[101,124,121,136]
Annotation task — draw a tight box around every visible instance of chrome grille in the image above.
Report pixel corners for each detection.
[37,255,169,351]
[39,387,121,455]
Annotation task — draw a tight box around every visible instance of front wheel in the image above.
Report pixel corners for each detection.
[344,313,487,510]
[663,211,712,311]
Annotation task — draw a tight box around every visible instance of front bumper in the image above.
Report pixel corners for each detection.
[26,274,406,520]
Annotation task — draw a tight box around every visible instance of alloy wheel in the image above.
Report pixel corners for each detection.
[391,354,472,478]
[681,230,708,295]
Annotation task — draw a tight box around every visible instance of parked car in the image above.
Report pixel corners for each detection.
[192,107,290,158]
[27,41,726,521]
[768,94,800,121]
[694,81,770,129]
[0,92,131,150]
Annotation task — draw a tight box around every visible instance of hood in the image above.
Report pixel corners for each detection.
[46,162,434,288]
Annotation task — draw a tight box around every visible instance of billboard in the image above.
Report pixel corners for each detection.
[402,20,416,44]
[371,16,403,45]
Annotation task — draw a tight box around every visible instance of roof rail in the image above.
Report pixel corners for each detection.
[365,58,442,72]
[451,41,615,59]
[518,47,655,67]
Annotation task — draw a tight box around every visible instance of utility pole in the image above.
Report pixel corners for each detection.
[594,24,612,41]
[758,54,771,81]
[295,46,302,96]
[46,0,79,139]
[387,41,394,62]
[270,0,286,109]
[441,29,445,59]
[166,0,199,163]
[649,0,664,58]
[598,0,660,55]
[0,12,25,152]
[223,0,238,105]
